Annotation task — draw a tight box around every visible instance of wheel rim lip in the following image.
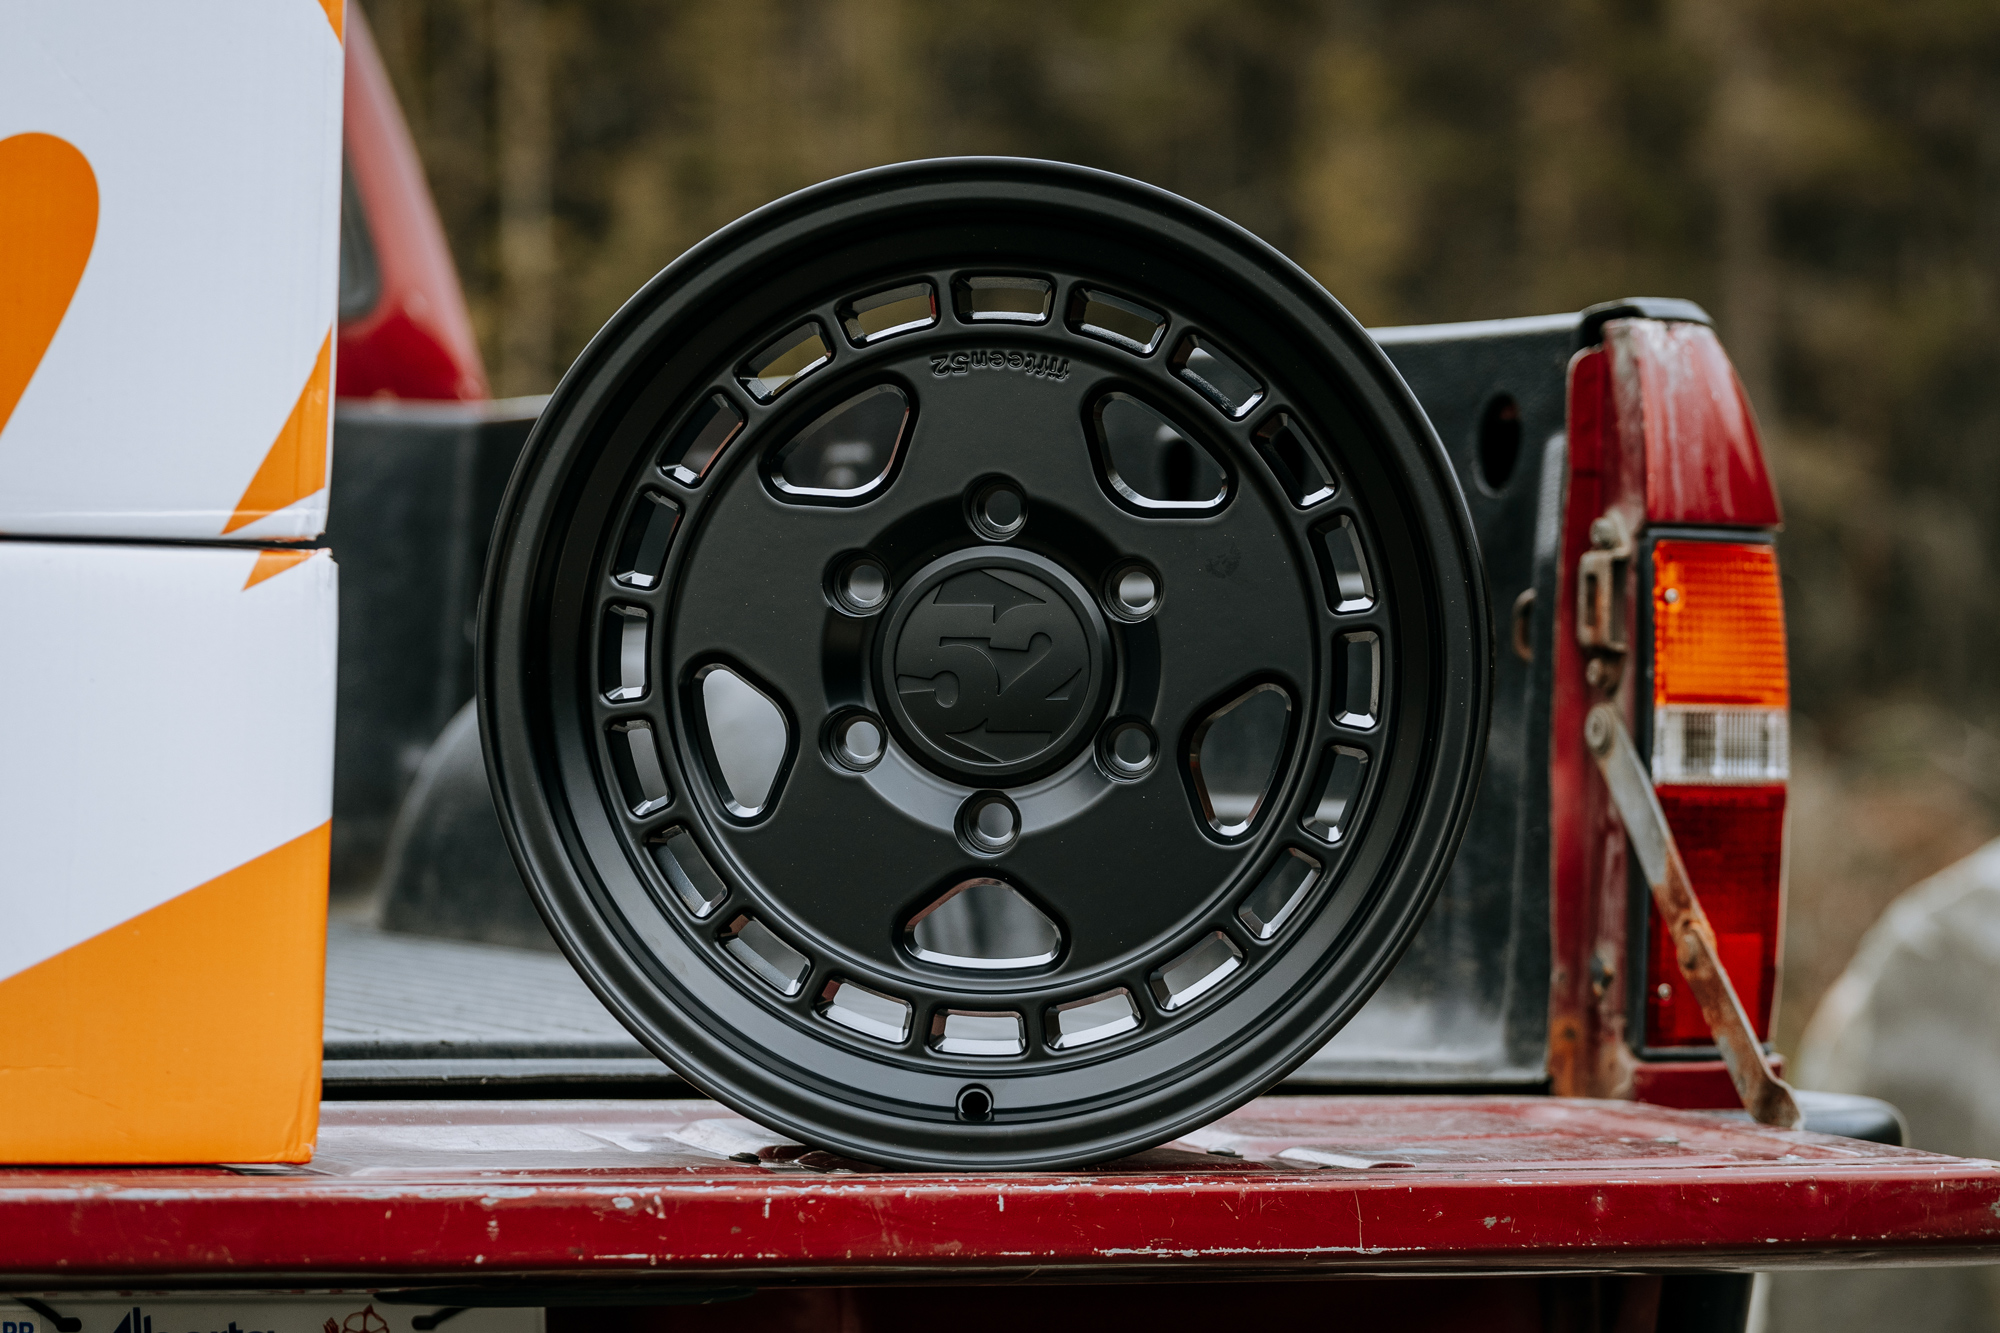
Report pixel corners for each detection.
[477,158,1493,1169]
[873,544,1115,788]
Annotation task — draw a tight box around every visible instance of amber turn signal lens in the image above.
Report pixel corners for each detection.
[1652,540,1788,708]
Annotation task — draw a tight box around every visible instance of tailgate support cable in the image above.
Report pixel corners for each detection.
[1585,703,1803,1129]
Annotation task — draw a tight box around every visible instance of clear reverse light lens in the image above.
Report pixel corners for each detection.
[1652,705,1788,783]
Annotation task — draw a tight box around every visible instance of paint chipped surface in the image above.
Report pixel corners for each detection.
[1,1095,1996,1283]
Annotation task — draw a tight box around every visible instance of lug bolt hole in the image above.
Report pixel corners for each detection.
[1104,562,1161,621]
[958,792,1019,854]
[956,1084,994,1122]
[1100,720,1157,779]
[829,554,890,616]
[830,712,885,771]
[967,479,1027,542]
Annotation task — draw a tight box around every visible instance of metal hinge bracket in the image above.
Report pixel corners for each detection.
[1576,510,1633,655]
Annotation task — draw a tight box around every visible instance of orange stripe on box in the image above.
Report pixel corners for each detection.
[320,0,346,41]
[0,824,329,1164]
[0,134,97,440]
[244,548,315,589]
[224,332,332,535]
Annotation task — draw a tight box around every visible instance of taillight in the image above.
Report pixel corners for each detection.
[1643,537,1788,1047]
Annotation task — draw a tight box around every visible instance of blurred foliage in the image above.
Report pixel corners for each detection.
[361,0,2000,1029]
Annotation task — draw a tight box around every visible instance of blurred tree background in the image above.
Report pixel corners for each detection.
[359,0,2000,1057]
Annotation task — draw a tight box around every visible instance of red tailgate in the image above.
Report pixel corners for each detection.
[5,1095,1997,1285]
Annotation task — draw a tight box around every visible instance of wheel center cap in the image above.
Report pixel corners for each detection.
[879,547,1112,785]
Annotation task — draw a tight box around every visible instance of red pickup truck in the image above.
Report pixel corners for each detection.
[5,14,1996,1333]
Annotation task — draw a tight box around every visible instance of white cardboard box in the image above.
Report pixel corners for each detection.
[0,541,337,1162]
[0,1,344,541]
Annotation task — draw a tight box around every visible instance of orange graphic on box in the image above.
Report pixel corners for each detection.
[226,331,332,535]
[0,824,329,1163]
[0,133,97,440]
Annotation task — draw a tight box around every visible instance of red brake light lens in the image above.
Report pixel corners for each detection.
[1643,784,1786,1044]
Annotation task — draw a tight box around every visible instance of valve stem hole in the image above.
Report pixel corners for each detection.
[956,1084,995,1122]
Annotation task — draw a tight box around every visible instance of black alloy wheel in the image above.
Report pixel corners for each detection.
[479,159,1490,1170]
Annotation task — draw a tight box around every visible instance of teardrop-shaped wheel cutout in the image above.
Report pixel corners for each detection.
[906,877,1062,970]
[768,383,911,503]
[692,665,793,820]
[1187,682,1293,838]
[1089,392,1228,512]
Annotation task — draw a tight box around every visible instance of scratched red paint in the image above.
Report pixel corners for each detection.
[1,1097,1996,1284]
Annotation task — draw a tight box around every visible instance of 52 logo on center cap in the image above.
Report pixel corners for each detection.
[894,567,1090,768]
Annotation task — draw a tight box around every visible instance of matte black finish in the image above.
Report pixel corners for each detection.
[478,159,1489,1168]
